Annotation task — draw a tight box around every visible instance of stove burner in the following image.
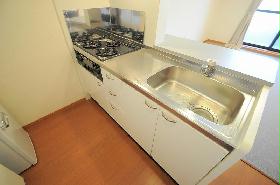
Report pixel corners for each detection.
[82,32,91,37]
[82,40,101,49]
[72,28,143,61]
[132,32,144,43]
[106,40,121,47]
[96,47,118,57]
[73,35,89,42]
[90,34,103,40]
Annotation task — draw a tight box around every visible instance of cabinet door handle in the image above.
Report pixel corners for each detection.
[162,112,176,123]
[97,81,102,86]
[110,103,116,110]
[105,74,111,80]
[145,100,157,109]
[105,74,114,80]
[109,91,117,96]
[0,112,9,129]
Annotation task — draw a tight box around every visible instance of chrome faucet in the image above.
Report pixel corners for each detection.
[201,59,216,77]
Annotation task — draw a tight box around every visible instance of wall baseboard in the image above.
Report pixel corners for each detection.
[23,98,86,130]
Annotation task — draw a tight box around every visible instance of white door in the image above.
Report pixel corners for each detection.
[0,105,37,165]
[118,82,158,154]
[77,64,98,98]
[106,99,127,131]
[0,164,25,185]
[152,109,229,185]
[77,64,108,107]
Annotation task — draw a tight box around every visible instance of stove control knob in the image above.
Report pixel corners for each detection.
[96,68,101,73]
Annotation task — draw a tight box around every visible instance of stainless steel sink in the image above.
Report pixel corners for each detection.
[147,66,245,125]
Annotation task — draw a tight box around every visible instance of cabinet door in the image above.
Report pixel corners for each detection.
[106,99,127,130]
[119,82,158,154]
[152,109,229,185]
[76,64,98,97]
[76,64,108,106]
[94,80,108,111]
[81,68,99,98]
[102,68,158,154]
[102,68,123,94]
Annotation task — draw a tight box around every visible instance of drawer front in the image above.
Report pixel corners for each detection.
[102,69,123,93]
[102,69,124,106]
[107,100,127,129]
[94,80,108,110]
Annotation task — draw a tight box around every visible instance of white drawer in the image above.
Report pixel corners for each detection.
[102,68,123,92]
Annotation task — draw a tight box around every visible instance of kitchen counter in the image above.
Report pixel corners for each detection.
[156,35,279,86]
[73,45,270,148]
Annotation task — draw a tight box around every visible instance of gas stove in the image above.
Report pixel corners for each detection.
[70,28,143,61]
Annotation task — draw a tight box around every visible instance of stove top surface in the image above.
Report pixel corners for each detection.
[70,28,143,61]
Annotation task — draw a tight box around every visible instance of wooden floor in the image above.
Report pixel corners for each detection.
[22,100,277,185]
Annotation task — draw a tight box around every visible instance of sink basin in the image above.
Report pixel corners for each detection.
[147,66,245,125]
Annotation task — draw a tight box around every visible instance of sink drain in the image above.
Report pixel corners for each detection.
[191,106,218,123]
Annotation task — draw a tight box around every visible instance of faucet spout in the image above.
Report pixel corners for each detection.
[201,59,216,77]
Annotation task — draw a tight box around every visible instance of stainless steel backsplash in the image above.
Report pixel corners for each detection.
[63,8,145,43]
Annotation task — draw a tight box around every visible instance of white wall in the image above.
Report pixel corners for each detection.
[0,0,85,125]
[156,0,253,43]
[205,0,253,42]
[53,0,110,10]
[164,0,213,41]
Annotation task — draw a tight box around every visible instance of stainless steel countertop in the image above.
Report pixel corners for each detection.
[157,35,279,85]
[74,45,262,148]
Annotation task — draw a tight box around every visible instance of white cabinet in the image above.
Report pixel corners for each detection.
[76,64,98,98]
[102,69,158,154]
[119,82,158,154]
[94,80,107,110]
[76,64,107,109]
[78,66,229,185]
[106,99,127,131]
[101,69,128,131]
[152,109,229,185]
